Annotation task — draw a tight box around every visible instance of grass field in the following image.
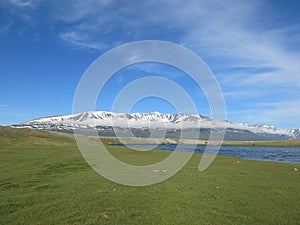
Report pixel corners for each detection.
[0,127,299,224]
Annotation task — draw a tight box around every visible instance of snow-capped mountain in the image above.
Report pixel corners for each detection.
[13,111,300,140]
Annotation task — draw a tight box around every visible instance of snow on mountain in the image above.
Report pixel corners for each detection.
[13,111,299,139]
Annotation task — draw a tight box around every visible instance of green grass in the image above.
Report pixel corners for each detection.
[0,126,300,224]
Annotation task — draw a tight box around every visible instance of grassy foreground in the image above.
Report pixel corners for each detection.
[0,127,299,224]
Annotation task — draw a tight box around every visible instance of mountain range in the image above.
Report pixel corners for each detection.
[13,111,300,141]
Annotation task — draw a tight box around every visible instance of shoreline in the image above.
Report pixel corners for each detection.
[110,143,300,165]
[98,136,300,147]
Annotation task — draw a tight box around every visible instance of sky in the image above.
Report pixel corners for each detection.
[0,0,300,128]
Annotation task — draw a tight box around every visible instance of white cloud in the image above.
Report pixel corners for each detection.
[244,99,300,128]
[7,0,39,7]
[177,4,300,87]
[52,0,113,23]
[58,32,107,50]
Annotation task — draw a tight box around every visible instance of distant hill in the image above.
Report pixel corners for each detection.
[0,126,73,145]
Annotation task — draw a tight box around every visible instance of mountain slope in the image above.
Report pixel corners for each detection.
[12,111,300,140]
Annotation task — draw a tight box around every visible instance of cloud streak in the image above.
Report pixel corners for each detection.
[7,0,38,7]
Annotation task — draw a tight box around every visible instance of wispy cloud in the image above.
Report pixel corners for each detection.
[2,0,300,128]
[47,1,300,86]
[7,0,39,8]
[241,99,300,128]
[58,31,108,50]
[175,2,300,87]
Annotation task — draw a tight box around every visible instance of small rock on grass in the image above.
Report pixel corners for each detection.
[100,213,110,220]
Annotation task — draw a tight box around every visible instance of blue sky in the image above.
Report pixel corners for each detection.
[0,0,300,128]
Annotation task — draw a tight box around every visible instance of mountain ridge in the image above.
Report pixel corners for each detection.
[12,111,300,140]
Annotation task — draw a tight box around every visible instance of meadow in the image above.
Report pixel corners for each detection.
[0,127,299,224]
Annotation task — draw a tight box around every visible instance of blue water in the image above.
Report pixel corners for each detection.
[112,144,300,164]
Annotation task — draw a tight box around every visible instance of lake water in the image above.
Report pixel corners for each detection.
[112,144,300,164]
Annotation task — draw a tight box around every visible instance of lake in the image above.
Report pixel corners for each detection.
[112,144,300,164]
